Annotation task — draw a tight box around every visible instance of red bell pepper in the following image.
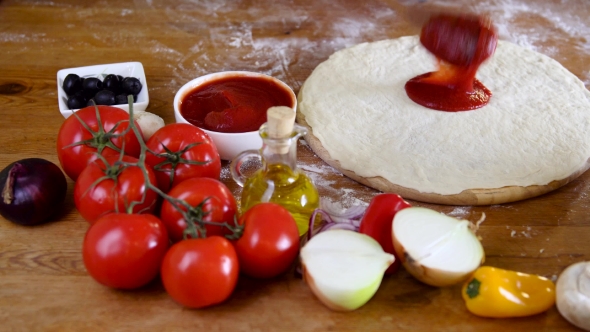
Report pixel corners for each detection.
[359,193,411,274]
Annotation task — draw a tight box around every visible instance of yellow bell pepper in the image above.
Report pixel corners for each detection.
[462,266,556,318]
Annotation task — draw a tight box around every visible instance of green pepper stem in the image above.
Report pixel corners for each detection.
[465,278,481,299]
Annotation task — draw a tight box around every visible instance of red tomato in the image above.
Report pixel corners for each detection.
[145,123,221,192]
[159,177,237,242]
[359,193,411,274]
[161,236,239,308]
[82,213,169,289]
[233,203,300,279]
[57,105,143,181]
[74,155,158,223]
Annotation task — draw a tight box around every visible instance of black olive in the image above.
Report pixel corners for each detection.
[94,90,116,106]
[103,74,121,94]
[63,74,82,96]
[81,89,96,99]
[121,77,142,95]
[115,94,138,105]
[66,91,87,109]
[82,77,103,94]
[115,94,129,105]
[117,75,124,82]
[87,98,96,107]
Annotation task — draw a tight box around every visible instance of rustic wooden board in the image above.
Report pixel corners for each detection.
[297,107,590,206]
[1,0,590,331]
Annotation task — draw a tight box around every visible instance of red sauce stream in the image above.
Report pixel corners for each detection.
[405,14,498,112]
[180,76,294,133]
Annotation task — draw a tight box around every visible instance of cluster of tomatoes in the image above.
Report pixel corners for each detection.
[56,105,301,309]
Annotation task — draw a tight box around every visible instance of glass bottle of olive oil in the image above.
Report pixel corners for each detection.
[231,107,319,235]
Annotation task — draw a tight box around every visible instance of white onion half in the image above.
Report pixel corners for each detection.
[300,229,394,311]
[392,207,485,287]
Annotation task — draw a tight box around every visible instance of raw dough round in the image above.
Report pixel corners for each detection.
[297,36,590,205]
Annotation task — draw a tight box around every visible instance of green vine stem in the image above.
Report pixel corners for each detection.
[122,96,242,239]
[64,102,128,154]
[67,99,241,238]
[152,141,210,190]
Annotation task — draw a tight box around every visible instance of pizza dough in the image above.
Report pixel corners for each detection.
[297,36,590,205]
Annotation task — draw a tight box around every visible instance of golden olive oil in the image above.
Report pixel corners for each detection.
[240,163,319,235]
[231,108,319,236]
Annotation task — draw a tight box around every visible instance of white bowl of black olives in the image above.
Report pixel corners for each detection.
[57,62,149,118]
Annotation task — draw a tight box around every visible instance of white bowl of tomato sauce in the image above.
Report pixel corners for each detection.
[173,71,297,160]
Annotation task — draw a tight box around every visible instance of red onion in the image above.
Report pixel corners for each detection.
[0,158,67,225]
[295,199,369,278]
[307,199,368,241]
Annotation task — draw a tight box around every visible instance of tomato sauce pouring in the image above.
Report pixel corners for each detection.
[405,13,498,111]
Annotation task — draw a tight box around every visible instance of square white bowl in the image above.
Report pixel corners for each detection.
[57,62,149,118]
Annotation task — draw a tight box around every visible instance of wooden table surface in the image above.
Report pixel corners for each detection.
[1,0,589,331]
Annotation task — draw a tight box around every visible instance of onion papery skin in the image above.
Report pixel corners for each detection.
[0,158,67,226]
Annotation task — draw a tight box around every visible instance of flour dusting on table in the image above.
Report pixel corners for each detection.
[3,0,587,85]
[447,206,472,219]
[299,160,369,209]
[160,0,589,104]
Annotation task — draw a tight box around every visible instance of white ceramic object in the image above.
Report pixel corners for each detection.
[57,62,149,118]
[173,71,297,161]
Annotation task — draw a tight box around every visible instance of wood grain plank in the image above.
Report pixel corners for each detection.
[0,0,588,330]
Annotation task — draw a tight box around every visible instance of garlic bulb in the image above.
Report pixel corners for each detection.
[133,111,165,140]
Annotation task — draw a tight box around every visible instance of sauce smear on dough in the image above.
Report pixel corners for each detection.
[180,76,294,133]
[405,14,498,112]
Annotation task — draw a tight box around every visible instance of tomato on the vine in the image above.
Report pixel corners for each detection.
[74,155,158,223]
[161,236,239,308]
[57,105,143,181]
[159,177,237,242]
[82,213,169,289]
[358,193,411,274]
[145,123,221,192]
[233,202,300,279]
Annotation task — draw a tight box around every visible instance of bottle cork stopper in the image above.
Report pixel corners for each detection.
[266,106,295,154]
[267,106,295,139]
